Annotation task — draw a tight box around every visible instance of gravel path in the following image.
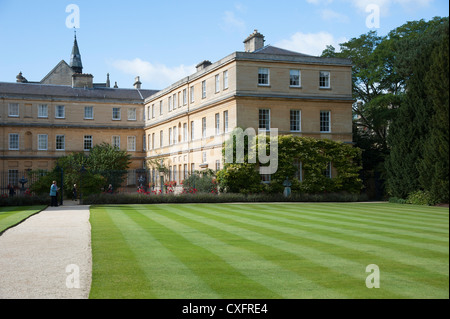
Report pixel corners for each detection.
[0,202,91,299]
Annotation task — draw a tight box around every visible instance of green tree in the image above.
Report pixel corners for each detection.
[385,17,449,201]
[31,143,131,197]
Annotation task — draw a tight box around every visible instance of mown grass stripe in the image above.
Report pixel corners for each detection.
[253,204,449,242]
[122,206,280,299]
[317,203,449,230]
[146,205,349,299]
[266,203,449,232]
[107,206,220,299]
[234,204,448,255]
[188,204,448,298]
[89,206,156,299]
[215,204,448,277]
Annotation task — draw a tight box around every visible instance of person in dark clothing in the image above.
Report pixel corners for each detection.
[72,184,78,201]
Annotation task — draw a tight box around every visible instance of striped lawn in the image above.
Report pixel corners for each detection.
[89,203,449,299]
[0,206,46,234]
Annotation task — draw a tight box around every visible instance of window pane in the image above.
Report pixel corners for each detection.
[224,111,229,133]
[128,108,136,120]
[56,135,65,150]
[38,105,48,118]
[259,109,270,130]
[84,135,93,151]
[320,111,330,132]
[320,71,330,88]
[38,134,48,150]
[9,134,19,150]
[127,136,136,151]
[113,108,121,120]
[290,110,301,131]
[55,105,65,118]
[8,103,19,117]
[84,106,93,119]
[258,68,269,85]
[290,70,300,87]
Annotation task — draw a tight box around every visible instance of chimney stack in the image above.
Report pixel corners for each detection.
[134,76,142,89]
[244,29,265,52]
[195,60,212,72]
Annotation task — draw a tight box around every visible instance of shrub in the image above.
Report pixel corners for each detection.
[82,191,368,205]
[406,190,437,206]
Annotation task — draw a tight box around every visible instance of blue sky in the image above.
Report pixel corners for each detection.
[0,0,448,90]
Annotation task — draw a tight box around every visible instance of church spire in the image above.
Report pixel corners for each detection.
[70,30,83,74]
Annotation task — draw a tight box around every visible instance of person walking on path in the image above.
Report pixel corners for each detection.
[72,184,78,201]
[50,181,59,207]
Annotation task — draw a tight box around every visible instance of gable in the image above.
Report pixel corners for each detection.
[40,60,75,86]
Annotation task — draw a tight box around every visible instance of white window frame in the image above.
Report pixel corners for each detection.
[258,68,270,86]
[56,135,65,151]
[190,86,195,103]
[84,135,93,151]
[168,96,172,112]
[319,71,331,89]
[127,136,136,152]
[215,113,220,135]
[183,123,188,142]
[290,70,301,87]
[8,103,19,117]
[9,133,19,150]
[183,89,187,106]
[290,110,301,132]
[38,104,48,118]
[160,101,163,115]
[169,128,173,145]
[128,108,137,121]
[191,121,195,141]
[38,134,48,151]
[215,74,220,93]
[202,151,207,163]
[202,117,207,138]
[84,106,94,120]
[202,81,206,99]
[224,110,229,133]
[55,105,65,119]
[259,109,270,131]
[112,136,121,149]
[223,70,229,90]
[320,111,331,133]
[160,130,164,148]
[112,107,121,120]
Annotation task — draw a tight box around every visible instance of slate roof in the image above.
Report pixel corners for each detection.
[253,45,315,57]
[0,82,159,102]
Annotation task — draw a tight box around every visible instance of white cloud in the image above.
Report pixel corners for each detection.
[110,58,196,89]
[275,31,348,56]
[222,10,246,32]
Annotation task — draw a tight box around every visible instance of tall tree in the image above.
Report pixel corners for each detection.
[385,17,449,200]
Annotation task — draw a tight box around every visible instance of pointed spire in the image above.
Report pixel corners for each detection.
[70,29,83,74]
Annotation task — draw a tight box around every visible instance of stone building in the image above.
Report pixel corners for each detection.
[0,34,157,187]
[144,30,353,185]
[1,30,353,189]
